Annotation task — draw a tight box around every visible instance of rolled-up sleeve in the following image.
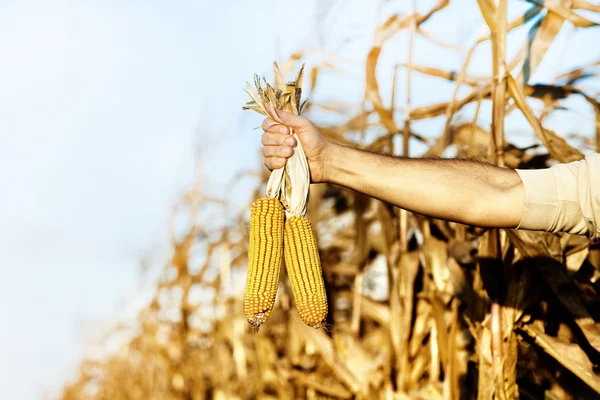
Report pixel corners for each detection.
[515,153,600,242]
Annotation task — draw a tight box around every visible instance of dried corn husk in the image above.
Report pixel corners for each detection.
[243,62,310,218]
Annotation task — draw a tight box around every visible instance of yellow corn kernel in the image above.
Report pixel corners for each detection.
[284,216,328,328]
[244,197,285,332]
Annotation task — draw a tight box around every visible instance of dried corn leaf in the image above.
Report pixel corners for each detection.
[291,313,360,394]
[375,14,412,45]
[242,104,265,114]
[368,0,449,133]
[445,300,460,400]
[507,74,584,163]
[521,324,600,394]
[556,60,600,84]
[244,81,268,115]
[411,86,491,122]
[478,325,495,400]
[422,223,450,294]
[573,0,600,12]
[517,11,565,87]
[310,66,319,92]
[366,46,399,133]
[295,64,304,110]
[566,244,589,273]
[278,50,305,76]
[534,261,600,353]
[409,300,432,359]
[528,0,598,27]
[501,263,535,399]
[596,98,600,151]
[524,83,581,102]
[418,0,450,26]
[273,62,286,92]
[333,330,382,394]
[291,372,353,399]
[417,28,466,51]
[430,294,449,370]
[400,64,481,86]
[476,0,497,32]
[508,230,600,354]
[361,296,391,329]
[477,5,543,44]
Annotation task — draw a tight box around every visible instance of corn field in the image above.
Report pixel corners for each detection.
[61,1,600,399]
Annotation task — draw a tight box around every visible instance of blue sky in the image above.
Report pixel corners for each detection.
[0,1,597,399]
[0,1,319,397]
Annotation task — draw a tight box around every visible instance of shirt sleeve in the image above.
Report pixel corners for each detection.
[515,153,600,242]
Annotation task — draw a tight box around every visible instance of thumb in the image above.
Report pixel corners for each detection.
[271,107,307,129]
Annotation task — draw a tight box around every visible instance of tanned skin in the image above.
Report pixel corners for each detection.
[261,107,525,229]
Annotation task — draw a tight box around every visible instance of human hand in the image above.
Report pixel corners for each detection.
[261,108,331,183]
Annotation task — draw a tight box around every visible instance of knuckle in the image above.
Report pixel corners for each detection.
[261,118,273,131]
[276,134,287,145]
[268,124,282,133]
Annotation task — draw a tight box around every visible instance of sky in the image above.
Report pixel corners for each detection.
[0,1,320,397]
[0,1,597,399]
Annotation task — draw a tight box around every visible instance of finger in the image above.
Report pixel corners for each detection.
[262,118,290,135]
[262,118,288,133]
[266,124,289,135]
[263,145,293,158]
[261,132,296,146]
[272,107,308,128]
[261,118,278,132]
[265,157,287,170]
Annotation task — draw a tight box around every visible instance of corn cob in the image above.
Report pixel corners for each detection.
[284,216,328,327]
[244,197,285,332]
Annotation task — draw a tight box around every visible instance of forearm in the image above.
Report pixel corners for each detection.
[324,143,524,228]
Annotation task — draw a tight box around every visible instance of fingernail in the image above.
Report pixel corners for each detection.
[279,126,288,134]
[285,137,295,145]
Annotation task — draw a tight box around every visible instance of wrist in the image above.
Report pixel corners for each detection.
[321,142,344,184]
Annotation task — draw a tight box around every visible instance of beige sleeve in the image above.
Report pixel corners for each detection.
[515,153,600,242]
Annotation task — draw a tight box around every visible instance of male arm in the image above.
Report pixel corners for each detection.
[262,109,599,239]
[262,108,524,229]
[325,144,523,228]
